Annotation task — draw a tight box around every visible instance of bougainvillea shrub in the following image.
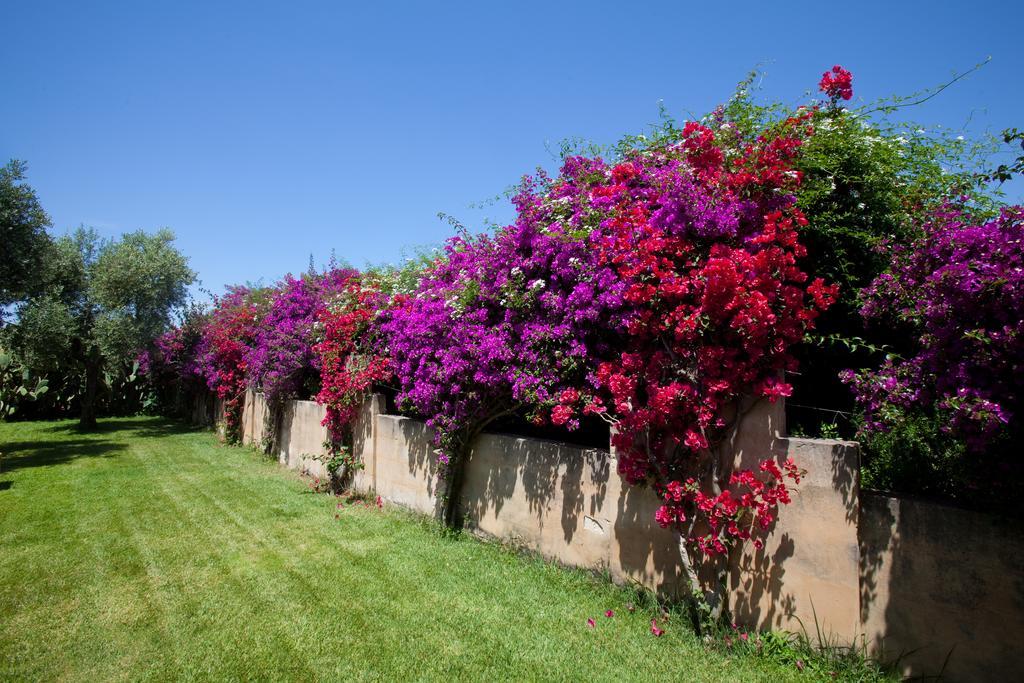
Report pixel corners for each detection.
[244,269,357,449]
[194,286,269,443]
[314,273,392,475]
[137,302,208,414]
[140,70,854,557]
[843,204,1024,503]
[378,103,836,540]
[379,186,629,523]
[245,275,323,413]
[530,115,836,556]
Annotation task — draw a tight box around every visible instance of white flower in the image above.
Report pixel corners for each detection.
[528,279,546,290]
[956,135,965,141]
[916,128,926,134]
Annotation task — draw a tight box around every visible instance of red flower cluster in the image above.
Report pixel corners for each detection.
[314,277,392,465]
[581,115,835,553]
[654,459,803,555]
[195,287,268,444]
[819,65,853,102]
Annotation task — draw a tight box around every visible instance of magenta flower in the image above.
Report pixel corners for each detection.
[847,205,1024,454]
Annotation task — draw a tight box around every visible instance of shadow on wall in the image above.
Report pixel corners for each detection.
[832,440,858,526]
[721,399,804,628]
[731,532,797,628]
[859,493,1024,681]
[726,434,861,639]
[613,481,687,597]
[351,397,374,471]
[398,417,443,514]
[460,434,610,548]
[858,493,894,650]
[455,396,813,611]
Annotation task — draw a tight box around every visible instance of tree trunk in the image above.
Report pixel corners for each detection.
[442,448,468,529]
[79,347,101,429]
[440,407,520,529]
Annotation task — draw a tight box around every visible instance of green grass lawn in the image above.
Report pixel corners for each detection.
[0,417,823,681]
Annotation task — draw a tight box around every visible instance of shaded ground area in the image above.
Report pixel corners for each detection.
[0,417,805,681]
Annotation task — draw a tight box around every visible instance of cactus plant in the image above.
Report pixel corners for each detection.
[0,350,49,419]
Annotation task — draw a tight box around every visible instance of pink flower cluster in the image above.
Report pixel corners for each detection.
[819,65,853,102]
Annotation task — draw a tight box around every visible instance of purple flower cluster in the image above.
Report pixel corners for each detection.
[844,204,1024,450]
[138,323,202,385]
[646,161,757,240]
[245,276,321,408]
[379,173,628,460]
[246,269,357,409]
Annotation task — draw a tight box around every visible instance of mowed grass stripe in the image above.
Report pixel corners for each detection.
[124,431,335,680]
[137,445,349,678]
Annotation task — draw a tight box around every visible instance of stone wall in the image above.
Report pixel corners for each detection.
[207,389,1022,681]
[859,493,1024,680]
[241,390,332,479]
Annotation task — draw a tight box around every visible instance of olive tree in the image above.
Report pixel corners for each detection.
[8,227,195,427]
[1,160,52,310]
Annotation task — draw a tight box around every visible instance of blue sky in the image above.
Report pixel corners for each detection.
[3,1,1022,297]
